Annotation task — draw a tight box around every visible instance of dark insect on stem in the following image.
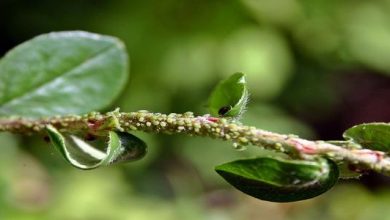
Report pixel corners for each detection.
[348,163,369,174]
[43,136,51,143]
[218,106,232,116]
[84,133,97,141]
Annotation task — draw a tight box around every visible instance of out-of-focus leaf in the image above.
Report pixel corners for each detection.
[219,27,292,100]
[241,104,315,138]
[215,156,339,202]
[241,0,302,27]
[208,72,248,118]
[0,31,129,118]
[343,3,390,75]
[343,123,390,152]
[46,125,146,170]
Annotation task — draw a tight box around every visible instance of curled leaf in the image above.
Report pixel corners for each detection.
[208,72,249,118]
[343,123,390,152]
[215,156,339,202]
[46,125,147,169]
[103,130,147,165]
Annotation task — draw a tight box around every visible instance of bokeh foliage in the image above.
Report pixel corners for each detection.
[0,0,390,219]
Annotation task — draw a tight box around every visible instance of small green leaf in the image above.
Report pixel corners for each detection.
[45,125,146,170]
[208,72,249,118]
[343,123,390,152]
[215,156,339,202]
[0,31,129,118]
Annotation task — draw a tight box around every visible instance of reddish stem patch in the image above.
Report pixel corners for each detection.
[206,117,219,123]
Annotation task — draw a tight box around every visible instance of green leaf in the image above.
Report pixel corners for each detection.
[0,31,129,118]
[215,156,339,202]
[208,72,249,117]
[45,125,147,170]
[343,123,390,152]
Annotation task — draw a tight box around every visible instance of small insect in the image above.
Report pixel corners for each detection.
[218,105,232,116]
[43,135,51,143]
[84,133,97,141]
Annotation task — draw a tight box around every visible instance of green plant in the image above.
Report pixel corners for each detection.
[0,31,389,203]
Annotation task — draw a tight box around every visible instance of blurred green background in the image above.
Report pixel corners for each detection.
[1,0,390,219]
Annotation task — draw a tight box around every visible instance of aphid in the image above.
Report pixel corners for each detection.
[218,105,232,116]
[84,133,97,141]
[43,136,51,143]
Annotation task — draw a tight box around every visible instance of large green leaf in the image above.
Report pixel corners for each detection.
[215,157,339,202]
[343,123,390,152]
[46,125,147,170]
[208,72,249,118]
[0,31,129,118]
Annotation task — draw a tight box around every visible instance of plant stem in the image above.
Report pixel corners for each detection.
[0,110,389,175]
